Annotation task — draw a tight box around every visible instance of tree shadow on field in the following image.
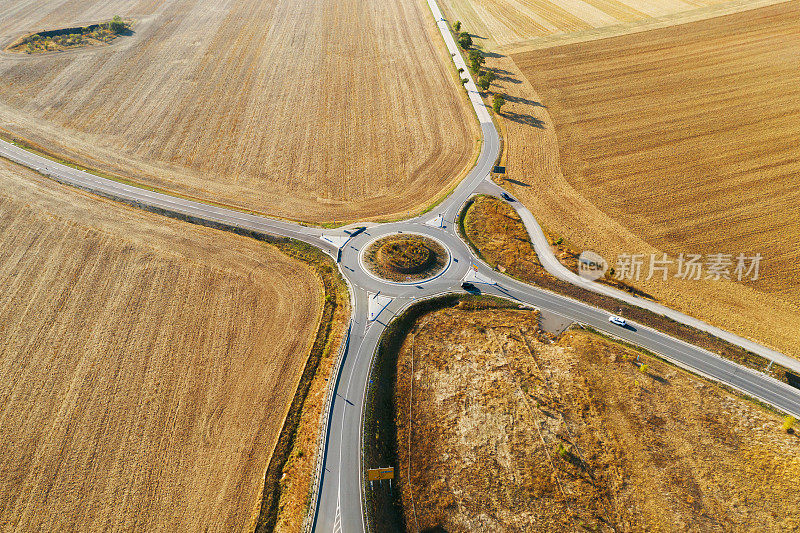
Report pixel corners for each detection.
[503,93,546,108]
[475,46,549,125]
[486,66,513,75]
[505,178,530,187]
[502,111,546,129]
[485,66,521,84]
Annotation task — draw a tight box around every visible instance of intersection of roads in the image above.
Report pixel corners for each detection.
[1,1,799,531]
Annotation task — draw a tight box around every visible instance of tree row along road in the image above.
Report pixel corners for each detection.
[0,0,799,531]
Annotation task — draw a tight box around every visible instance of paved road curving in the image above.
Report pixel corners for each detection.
[1,1,799,531]
[475,179,800,375]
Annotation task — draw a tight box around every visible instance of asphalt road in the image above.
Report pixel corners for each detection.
[1,0,799,531]
[475,180,800,374]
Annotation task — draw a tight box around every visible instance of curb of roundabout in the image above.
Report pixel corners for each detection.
[357,231,454,286]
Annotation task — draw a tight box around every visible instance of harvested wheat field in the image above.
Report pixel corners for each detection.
[0,0,478,223]
[394,307,800,532]
[496,2,800,357]
[440,0,784,50]
[438,0,800,357]
[0,158,322,530]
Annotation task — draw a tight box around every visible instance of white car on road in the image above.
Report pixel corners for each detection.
[608,315,627,327]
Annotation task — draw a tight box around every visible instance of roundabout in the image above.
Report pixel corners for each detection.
[360,232,450,284]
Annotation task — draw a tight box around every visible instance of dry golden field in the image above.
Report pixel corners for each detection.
[502,2,800,356]
[0,0,478,223]
[0,158,322,530]
[394,307,800,531]
[512,2,800,295]
[440,0,784,50]
[440,0,800,357]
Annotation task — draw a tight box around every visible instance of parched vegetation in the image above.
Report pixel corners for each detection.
[7,16,130,54]
[362,295,523,531]
[363,234,448,282]
[0,0,478,223]
[392,306,800,531]
[0,159,325,530]
[271,269,349,532]
[380,241,433,273]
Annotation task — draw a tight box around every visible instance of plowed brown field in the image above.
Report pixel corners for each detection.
[0,0,478,223]
[0,158,322,530]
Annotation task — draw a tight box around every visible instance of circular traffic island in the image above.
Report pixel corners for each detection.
[362,233,449,283]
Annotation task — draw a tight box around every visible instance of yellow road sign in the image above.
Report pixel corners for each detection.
[367,467,394,481]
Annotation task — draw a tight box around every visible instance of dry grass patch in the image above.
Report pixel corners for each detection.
[0,158,322,530]
[363,234,449,282]
[394,307,800,531]
[271,281,349,532]
[0,0,478,223]
[464,195,650,296]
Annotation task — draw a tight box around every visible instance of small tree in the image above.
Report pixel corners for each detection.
[108,15,126,34]
[458,32,472,49]
[477,70,496,91]
[557,442,568,459]
[453,20,462,32]
[784,415,796,433]
[492,94,505,114]
[639,364,649,374]
[468,49,484,72]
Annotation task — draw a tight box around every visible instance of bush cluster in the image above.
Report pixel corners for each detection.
[17,16,127,54]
